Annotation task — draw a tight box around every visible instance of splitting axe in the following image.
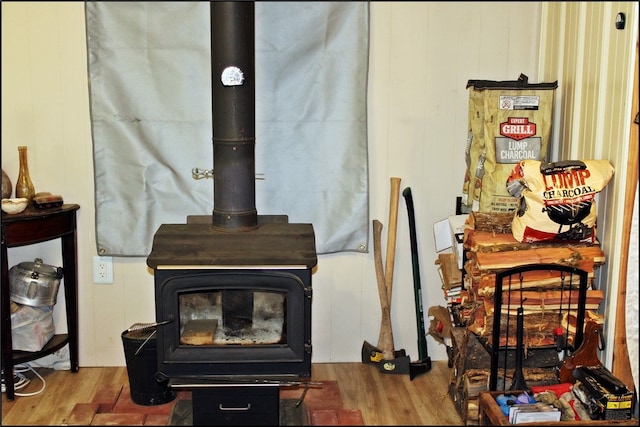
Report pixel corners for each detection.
[361,178,410,373]
[373,219,411,375]
[360,218,407,364]
[402,187,432,380]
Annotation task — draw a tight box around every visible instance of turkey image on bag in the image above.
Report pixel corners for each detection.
[506,159,615,243]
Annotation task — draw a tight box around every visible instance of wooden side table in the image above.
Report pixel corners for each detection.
[1,204,80,400]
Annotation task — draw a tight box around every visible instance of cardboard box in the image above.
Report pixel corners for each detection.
[433,214,468,270]
[448,215,468,270]
[574,366,635,421]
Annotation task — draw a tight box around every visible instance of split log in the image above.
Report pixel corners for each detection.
[465,211,514,234]
[464,229,601,254]
[180,319,218,345]
[464,211,601,254]
[449,328,493,423]
[488,289,604,313]
[474,245,605,271]
[474,263,596,297]
[435,253,463,289]
[494,367,559,389]
[467,299,603,348]
[465,369,491,398]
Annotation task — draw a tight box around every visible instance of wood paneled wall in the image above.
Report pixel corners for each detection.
[538,2,638,378]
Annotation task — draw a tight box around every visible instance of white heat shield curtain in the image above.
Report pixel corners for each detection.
[85,2,369,256]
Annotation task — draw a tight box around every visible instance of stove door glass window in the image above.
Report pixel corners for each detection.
[178,290,286,345]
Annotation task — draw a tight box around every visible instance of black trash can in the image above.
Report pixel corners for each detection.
[121,328,176,406]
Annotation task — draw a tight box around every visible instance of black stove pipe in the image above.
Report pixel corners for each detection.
[210,1,258,231]
[210,2,257,332]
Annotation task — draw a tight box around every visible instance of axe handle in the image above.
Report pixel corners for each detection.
[384,177,402,303]
[373,219,395,360]
[378,177,401,349]
[402,187,429,361]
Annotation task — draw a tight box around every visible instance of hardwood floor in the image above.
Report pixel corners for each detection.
[313,361,464,425]
[2,361,464,425]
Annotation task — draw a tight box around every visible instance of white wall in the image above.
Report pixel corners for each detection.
[2,2,542,366]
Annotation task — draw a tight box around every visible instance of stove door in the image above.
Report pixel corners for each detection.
[154,268,312,381]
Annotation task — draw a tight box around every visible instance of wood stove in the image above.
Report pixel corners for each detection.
[145,3,318,424]
[147,218,316,383]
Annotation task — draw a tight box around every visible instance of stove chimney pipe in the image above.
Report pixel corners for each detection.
[210,1,258,231]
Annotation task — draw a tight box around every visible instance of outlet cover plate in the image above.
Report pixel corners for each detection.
[93,256,113,284]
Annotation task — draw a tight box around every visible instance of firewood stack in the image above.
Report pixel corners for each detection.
[447,211,606,425]
[461,212,605,345]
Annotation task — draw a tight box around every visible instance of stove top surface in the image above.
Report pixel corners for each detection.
[146,216,317,269]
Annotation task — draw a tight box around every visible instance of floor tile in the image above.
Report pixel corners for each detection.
[66,379,362,426]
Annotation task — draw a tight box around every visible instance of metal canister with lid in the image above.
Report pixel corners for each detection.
[9,258,64,306]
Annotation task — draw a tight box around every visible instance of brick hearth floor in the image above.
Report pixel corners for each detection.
[66,381,364,426]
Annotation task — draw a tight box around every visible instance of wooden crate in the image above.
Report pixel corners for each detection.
[449,328,492,416]
[478,390,638,426]
[449,327,562,425]
[464,370,489,425]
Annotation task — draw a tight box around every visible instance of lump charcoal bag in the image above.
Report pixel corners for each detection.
[507,159,614,243]
[461,74,557,213]
[461,87,486,211]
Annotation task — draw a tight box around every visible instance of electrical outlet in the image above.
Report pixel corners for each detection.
[93,256,113,284]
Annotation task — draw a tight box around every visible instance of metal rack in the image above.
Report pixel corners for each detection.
[488,263,589,391]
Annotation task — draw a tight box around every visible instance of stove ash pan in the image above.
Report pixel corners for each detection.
[153,267,313,383]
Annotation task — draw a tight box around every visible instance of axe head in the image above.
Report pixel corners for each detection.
[361,341,383,364]
[409,357,432,380]
[362,341,409,365]
[378,354,411,375]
